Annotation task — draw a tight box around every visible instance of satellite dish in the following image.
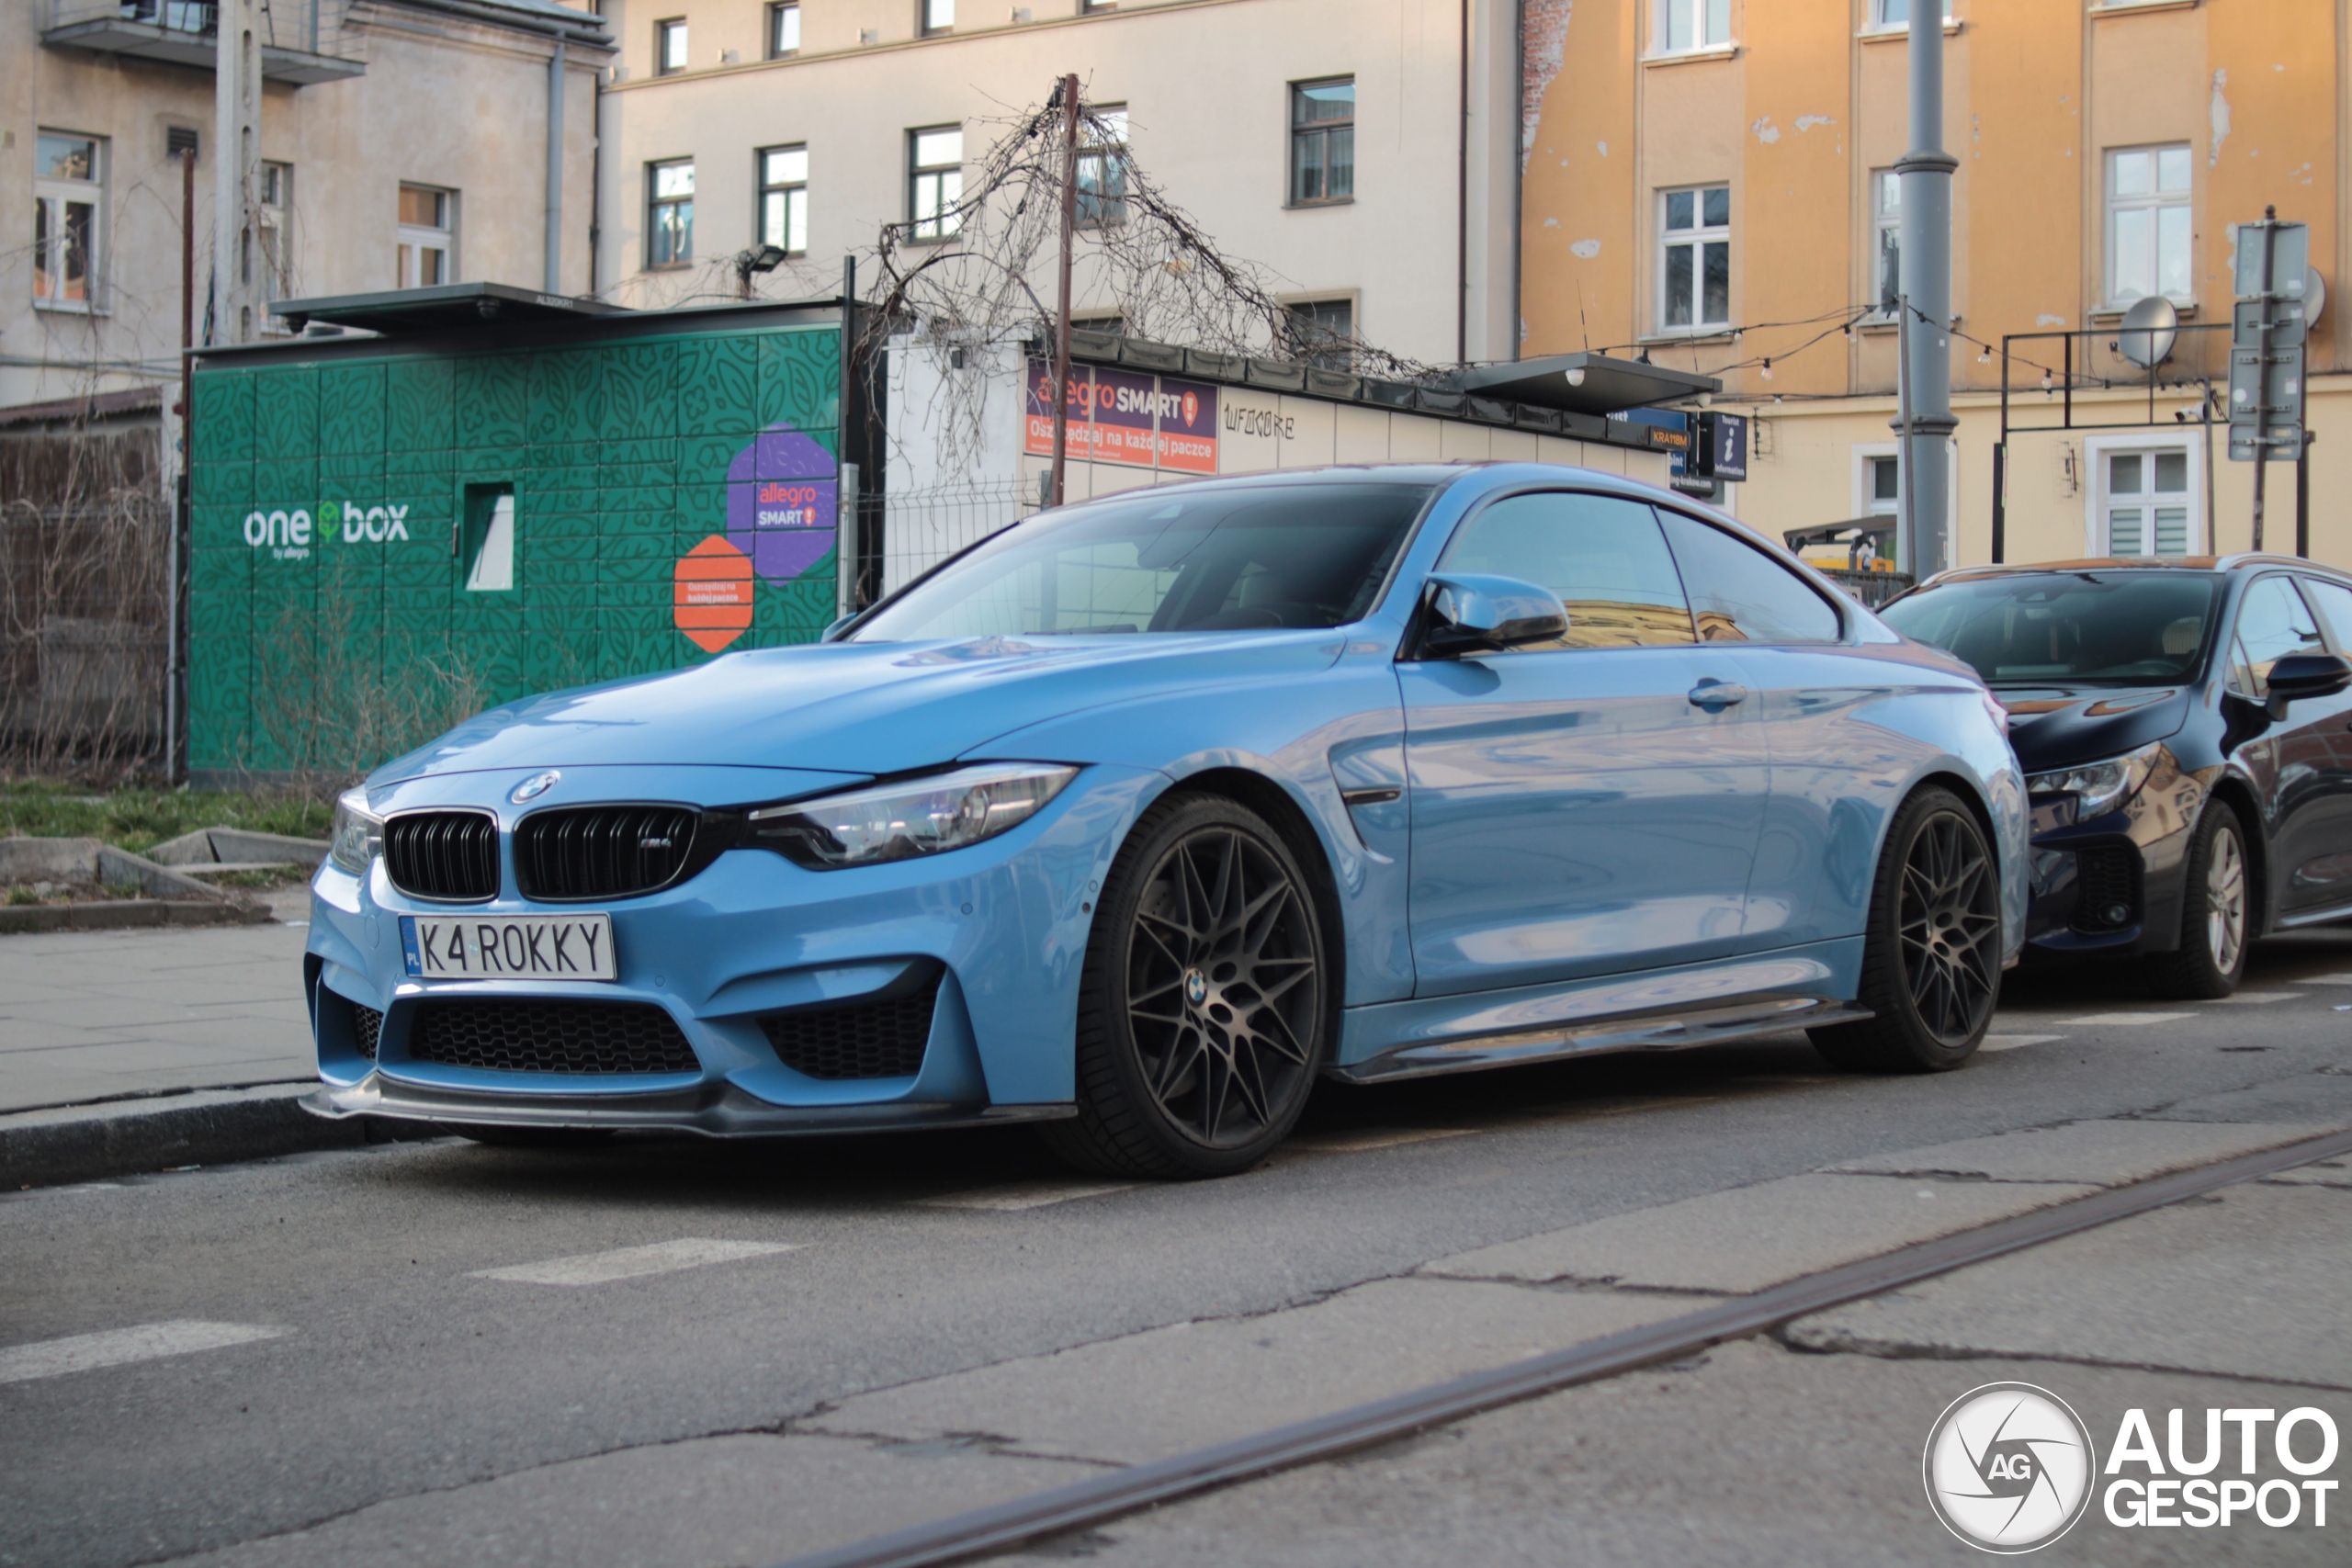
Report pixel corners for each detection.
[2118,296,2178,369]
[2304,266,2327,330]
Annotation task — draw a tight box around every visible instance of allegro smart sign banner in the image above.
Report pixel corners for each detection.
[1025,359,1217,475]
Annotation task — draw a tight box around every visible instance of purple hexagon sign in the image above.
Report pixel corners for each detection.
[724,422,838,584]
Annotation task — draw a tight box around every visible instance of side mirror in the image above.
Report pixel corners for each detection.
[1419,573,1569,659]
[819,612,861,643]
[2266,650,2352,708]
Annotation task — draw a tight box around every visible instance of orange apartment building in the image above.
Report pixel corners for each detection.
[1519,0,2350,570]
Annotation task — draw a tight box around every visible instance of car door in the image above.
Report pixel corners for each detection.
[2272,574,2352,910]
[1650,507,1880,950]
[1399,490,1770,998]
[2230,573,2351,916]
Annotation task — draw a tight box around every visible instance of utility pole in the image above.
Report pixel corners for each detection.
[1894,0,1956,577]
[213,0,263,344]
[1047,73,1080,508]
[2249,213,2278,551]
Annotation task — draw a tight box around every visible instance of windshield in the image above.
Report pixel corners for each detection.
[1881,571,2224,686]
[847,481,1434,641]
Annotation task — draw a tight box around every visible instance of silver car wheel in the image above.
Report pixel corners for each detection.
[2206,826,2247,974]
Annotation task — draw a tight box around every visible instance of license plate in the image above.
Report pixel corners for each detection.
[401,914,617,981]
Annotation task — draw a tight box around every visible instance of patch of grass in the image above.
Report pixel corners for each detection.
[6,885,39,907]
[0,781,332,855]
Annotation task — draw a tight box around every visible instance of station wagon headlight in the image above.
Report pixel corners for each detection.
[746,763,1079,870]
[329,787,384,874]
[2026,742,2164,820]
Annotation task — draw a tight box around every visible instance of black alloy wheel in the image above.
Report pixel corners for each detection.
[1044,794,1329,1179]
[2146,802,2252,999]
[1812,786,2003,1072]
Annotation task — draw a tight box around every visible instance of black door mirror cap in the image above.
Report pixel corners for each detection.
[2267,650,2352,705]
[1421,572,1570,658]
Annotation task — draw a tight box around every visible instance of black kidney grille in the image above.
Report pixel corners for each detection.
[408,999,699,1076]
[761,975,941,1080]
[350,998,383,1060]
[2073,844,2142,931]
[514,805,701,901]
[384,811,501,902]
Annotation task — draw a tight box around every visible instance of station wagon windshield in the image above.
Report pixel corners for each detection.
[1881,571,2225,686]
[847,482,1434,640]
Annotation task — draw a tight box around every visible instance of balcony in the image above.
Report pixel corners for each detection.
[42,1,366,85]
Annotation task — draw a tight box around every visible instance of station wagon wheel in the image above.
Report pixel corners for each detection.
[1044,795,1329,1179]
[2146,802,2252,999]
[1812,786,2002,1072]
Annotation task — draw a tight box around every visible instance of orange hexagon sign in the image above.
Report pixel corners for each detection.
[674,535,754,653]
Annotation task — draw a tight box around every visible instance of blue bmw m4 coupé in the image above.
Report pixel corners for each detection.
[305,465,2027,1177]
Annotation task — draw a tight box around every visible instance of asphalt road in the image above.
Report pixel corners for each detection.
[6,933,2352,1568]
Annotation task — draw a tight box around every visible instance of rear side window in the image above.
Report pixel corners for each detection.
[1439,491,1696,650]
[1655,509,1842,644]
[2298,576,2352,653]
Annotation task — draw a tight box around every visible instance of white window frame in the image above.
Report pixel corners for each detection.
[1869,167,1900,318]
[396,183,454,288]
[655,17,688,74]
[1855,444,1902,520]
[1656,183,1731,334]
[1653,0,1731,55]
[758,145,808,256]
[1864,1,1956,34]
[647,159,694,267]
[1283,294,1358,371]
[258,161,294,332]
[33,130,106,313]
[1077,105,1129,227]
[2085,432,2203,558]
[767,2,799,57]
[908,126,963,242]
[2104,142,2194,310]
[1850,440,1958,573]
[922,0,955,35]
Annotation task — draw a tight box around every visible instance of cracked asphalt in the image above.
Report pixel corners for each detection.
[5,933,2351,1567]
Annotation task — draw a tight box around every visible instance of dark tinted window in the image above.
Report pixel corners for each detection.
[1880,570,2222,685]
[851,482,1430,640]
[1438,491,1695,650]
[2298,576,2352,653]
[1656,510,1842,644]
[2233,575,2326,696]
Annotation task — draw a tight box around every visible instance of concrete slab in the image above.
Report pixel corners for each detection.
[1008,1338,2346,1568]
[806,1278,1717,1466]
[1825,1119,2343,1186]
[1788,1180,2352,1389]
[1417,1174,2098,1293]
[2260,1156,2352,1189]
[159,1432,1089,1568]
[2142,1073,2352,1126]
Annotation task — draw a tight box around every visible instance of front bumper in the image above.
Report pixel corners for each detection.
[301,762,1160,1132]
[2021,756,2206,958]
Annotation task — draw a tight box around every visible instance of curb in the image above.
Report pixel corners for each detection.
[0,899,273,935]
[0,1084,387,1190]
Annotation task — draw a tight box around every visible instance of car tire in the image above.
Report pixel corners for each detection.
[2144,803,2251,1000]
[1810,786,2003,1073]
[1042,793,1331,1179]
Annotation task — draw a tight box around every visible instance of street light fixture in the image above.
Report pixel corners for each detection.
[734,243,788,299]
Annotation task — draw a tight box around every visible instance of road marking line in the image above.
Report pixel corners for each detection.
[0,1321,289,1385]
[1286,1127,1476,1154]
[2057,1012,2195,1027]
[469,1238,800,1287]
[2210,991,2291,1004]
[915,1179,1140,1212]
[2291,973,2352,985]
[1979,1033,2064,1052]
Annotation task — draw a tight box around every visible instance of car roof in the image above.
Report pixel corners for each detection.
[1925,555,2352,589]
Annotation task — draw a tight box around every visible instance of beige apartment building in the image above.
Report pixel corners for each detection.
[591,0,1524,371]
[6,0,609,416]
[1520,0,2352,570]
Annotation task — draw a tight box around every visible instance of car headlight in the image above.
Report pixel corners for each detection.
[745,763,1079,870]
[329,787,383,874]
[2026,741,2165,820]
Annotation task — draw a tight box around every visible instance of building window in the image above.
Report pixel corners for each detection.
[1285,298,1354,371]
[33,132,103,309]
[1658,184,1729,332]
[1077,106,1129,226]
[1289,79,1354,206]
[396,184,452,288]
[1865,454,1900,517]
[647,160,694,266]
[656,17,687,74]
[767,3,799,56]
[2107,144,2192,308]
[1655,0,1730,52]
[1871,168,1900,315]
[759,145,808,255]
[257,162,293,325]
[909,127,963,241]
[1871,1,1954,26]
[1071,312,1126,335]
[922,0,954,35]
[2100,445,2195,557]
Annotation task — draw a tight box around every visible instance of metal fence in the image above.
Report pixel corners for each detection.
[0,494,171,781]
[857,480,1035,606]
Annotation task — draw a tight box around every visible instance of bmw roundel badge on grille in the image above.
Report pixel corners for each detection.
[509,771,561,804]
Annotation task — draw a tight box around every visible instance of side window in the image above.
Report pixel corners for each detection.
[2297,577,2352,654]
[2233,576,2325,697]
[1655,509,1842,644]
[1438,491,1696,650]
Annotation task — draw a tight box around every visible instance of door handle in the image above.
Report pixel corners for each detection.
[1689,682,1748,709]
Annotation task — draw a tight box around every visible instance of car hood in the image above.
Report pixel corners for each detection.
[1994,683,2192,774]
[373,632,1348,786]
